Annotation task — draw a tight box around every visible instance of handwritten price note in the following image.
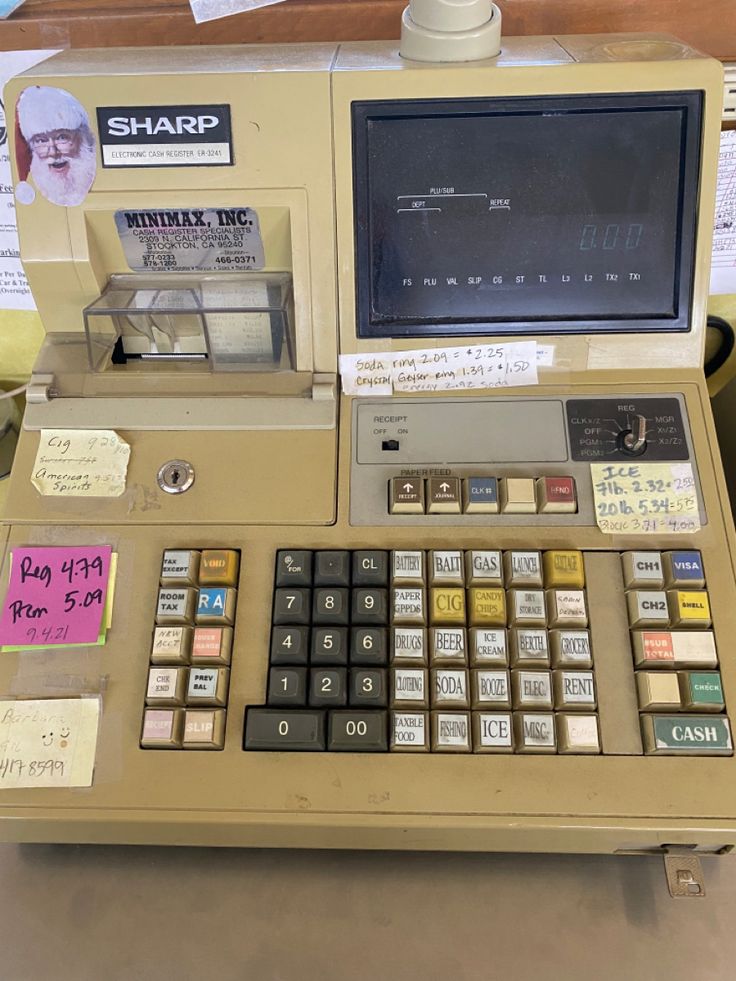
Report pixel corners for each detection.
[591,463,700,535]
[0,546,112,647]
[339,341,538,396]
[32,429,130,497]
[0,698,100,789]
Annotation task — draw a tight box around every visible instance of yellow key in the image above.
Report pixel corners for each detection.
[543,551,585,589]
[468,587,506,627]
[430,588,466,625]
[668,590,711,628]
[200,549,240,587]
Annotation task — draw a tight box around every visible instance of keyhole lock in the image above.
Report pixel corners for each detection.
[157,459,195,495]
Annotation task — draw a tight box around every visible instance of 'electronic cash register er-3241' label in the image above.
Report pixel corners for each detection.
[114,207,265,272]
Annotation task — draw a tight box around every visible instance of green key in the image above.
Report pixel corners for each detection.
[641,714,732,755]
[679,672,725,711]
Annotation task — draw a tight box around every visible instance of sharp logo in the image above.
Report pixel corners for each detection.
[96,103,233,168]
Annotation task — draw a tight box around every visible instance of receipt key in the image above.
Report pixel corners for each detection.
[243,709,326,751]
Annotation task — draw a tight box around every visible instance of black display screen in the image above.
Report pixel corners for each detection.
[352,93,702,338]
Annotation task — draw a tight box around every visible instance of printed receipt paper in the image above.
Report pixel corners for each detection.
[591,462,700,535]
[32,430,130,497]
[0,698,100,789]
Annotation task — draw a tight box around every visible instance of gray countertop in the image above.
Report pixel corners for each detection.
[0,845,733,981]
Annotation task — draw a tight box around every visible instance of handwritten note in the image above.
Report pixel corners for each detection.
[711,130,736,295]
[339,342,538,396]
[0,698,100,789]
[0,546,112,647]
[591,463,700,535]
[32,430,131,497]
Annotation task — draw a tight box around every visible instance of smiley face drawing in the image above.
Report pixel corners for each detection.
[58,727,71,749]
[42,731,54,747]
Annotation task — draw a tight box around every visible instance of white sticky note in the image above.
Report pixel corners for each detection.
[0,698,101,789]
[536,345,555,367]
[591,462,700,535]
[338,354,393,396]
[32,430,131,497]
[711,130,736,295]
[189,0,286,24]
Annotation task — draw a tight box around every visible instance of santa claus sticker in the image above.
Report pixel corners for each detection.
[14,85,96,207]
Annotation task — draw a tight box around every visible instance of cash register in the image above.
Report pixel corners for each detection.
[1,0,735,866]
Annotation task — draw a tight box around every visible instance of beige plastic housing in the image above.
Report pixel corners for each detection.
[1,36,735,852]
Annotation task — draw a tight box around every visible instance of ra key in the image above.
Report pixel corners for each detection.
[328,710,388,751]
[243,708,326,751]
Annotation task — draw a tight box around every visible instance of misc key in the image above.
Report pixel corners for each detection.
[514,712,557,753]
[504,551,543,587]
[389,477,425,514]
[199,549,240,587]
[151,625,192,665]
[352,588,389,625]
[141,708,184,749]
[553,670,596,710]
[469,628,508,666]
[667,590,711,629]
[351,628,388,666]
[511,670,553,709]
[161,549,200,587]
[313,588,350,625]
[627,590,670,628]
[678,672,725,712]
[156,587,197,625]
[471,670,511,709]
[182,709,226,750]
[429,551,464,586]
[537,477,577,514]
[328,710,388,751]
[663,550,705,588]
[392,550,425,585]
[196,587,237,626]
[549,630,592,668]
[621,551,664,589]
[391,627,427,665]
[427,477,461,514]
[392,668,429,708]
[472,711,513,753]
[463,477,499,514]
[431,711,472,752]
[640,714,733,755]
[636,671,682,711]
[556,714,600,754]
[509,629,549,668]
[349,668,388,708]
[275,550,313,587]
[309,668,348,707]
[391,711,429,752]
[311,627,349,666]
[631,630,718,669]
[270,625,310,665]
[314,551,351,587]
[244,708,326,751]
[500,477,537,514]
[273,588,311,625]
[268,667,308,707]
[431,669,469,708]
[352,551,389,586]
[465,550,503,586]
[542,550,584,589]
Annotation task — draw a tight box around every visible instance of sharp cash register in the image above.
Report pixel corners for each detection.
[1,0,735,866]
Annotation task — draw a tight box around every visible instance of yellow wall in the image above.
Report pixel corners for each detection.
[0,310,44,390]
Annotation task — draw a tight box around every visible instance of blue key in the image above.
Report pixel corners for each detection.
[464,477,499,513]
[667,551,704,587]
[196,587,236,624]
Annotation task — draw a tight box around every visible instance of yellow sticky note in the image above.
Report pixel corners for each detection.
[32,430,130,497]
[0,698,100,789]
[591,463,700,535]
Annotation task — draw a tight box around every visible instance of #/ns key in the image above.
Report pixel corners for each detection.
[244,708,326,751]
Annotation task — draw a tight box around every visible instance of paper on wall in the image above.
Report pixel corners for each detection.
[0,49,62,311]
[339,341,538,396]
[711,130,736,295]
[0,697,100,789]
[189,0,286,24]
[591,462,700,535]
[31,429,131,497]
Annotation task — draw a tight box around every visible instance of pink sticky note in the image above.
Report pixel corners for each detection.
[0,546,112,647]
